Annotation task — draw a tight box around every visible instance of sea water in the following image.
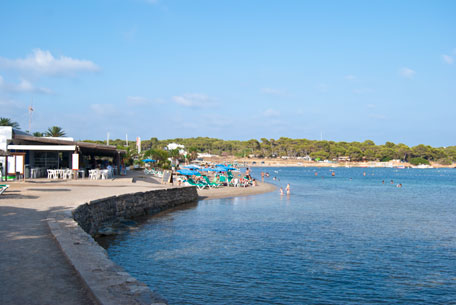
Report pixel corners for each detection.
[99,167,456,304]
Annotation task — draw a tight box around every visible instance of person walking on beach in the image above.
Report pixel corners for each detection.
[286,183,290,195]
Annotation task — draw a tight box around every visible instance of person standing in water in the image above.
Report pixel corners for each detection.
[286,183,290,195]
[245,168,251,179]
[280,187,284,195]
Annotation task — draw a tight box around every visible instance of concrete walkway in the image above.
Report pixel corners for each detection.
[0,177,163,305]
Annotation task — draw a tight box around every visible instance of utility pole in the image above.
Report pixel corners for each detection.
[28,103,34,133]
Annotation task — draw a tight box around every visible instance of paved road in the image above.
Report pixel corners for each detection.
[0,179,158,305]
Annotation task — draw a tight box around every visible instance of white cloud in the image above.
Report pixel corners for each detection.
[122,27,138,41]
[127,96,148,105]
[344,74,356,80]
[0,49,99,76]
[261,88,285,96]
[316,83,329,92]
[366,104,376,109]
[442,54,454,64]
[369,114,387,120]
[16,79,52,94]
[172,93,216,108]
[127,96,164,105]
[262,108,280,118]
[0,75,52,94]
[90,104,117,115]
[353,88,373,95]
[399,67,416,78]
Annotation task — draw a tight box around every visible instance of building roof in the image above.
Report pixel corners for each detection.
[12,134,125,156]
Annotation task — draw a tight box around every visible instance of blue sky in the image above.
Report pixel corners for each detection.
[1,0,455,146]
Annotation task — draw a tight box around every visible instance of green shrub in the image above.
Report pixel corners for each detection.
[437,158,452,166]
[409,157,430,166]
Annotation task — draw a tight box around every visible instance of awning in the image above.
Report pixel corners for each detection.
[7,145,76,151]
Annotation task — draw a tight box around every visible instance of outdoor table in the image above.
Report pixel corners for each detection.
[77,169,85,179]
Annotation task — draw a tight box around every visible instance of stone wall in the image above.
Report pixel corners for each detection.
[73,186,198,236]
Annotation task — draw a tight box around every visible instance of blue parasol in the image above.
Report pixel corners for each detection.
[177,169,201,176]
[216,166,237,171]
[142,158,156,163]
[199,168,220,172]
[182,164,201,170]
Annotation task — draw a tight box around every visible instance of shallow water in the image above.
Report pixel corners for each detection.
[99,167,456,304]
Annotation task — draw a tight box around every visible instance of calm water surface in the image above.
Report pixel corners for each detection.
[99,167,456,304]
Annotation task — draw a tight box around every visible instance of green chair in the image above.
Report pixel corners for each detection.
[218,175,228,186]
[186,178,209,190]
[0,184,9,195]
[203,176,221,188]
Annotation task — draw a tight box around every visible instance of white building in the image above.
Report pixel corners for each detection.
[166,143,186,155]
[0,127,124,180]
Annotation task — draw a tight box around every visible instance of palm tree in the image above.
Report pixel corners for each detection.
[0,117,20,129]
[45,126,66,137]
[33,132,44,137]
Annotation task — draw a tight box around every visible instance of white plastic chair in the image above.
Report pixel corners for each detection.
[63,170,72,179]
[47,169,56,179]
[100,170,109,180]
[89,170,97,180]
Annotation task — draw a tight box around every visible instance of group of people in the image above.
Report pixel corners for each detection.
[259,170,290,195]
[280,184,290,196]
[382,179,403,187]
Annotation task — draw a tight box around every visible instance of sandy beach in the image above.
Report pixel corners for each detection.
[198,181,276,200]
[201,157,456,169]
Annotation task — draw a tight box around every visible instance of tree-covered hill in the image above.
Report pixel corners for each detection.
[82,137,456,165]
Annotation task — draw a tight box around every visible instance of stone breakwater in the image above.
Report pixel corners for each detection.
[48,186,198,305]
[73,186,198,236]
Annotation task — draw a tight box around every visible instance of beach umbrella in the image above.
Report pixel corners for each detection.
[182,164,201,170]
[177,169,201,176]
[142,158,156,163]
[216,166,237,171]
[199,168,219,172]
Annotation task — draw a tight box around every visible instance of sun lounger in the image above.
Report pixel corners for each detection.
[185,178,209,190]
[0,184,9,195]
[203,176,221,188]
[218,175,228,186]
